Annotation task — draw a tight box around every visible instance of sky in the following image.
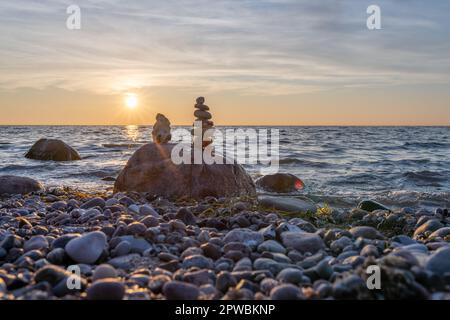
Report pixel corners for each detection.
[0,0,449,125]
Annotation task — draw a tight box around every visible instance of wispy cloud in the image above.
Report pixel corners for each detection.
[1,0,450,95]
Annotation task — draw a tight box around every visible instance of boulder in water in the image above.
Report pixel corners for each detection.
[0,175,43,195]
[114,143,256,199]
[25,139,81,161]
[256,173,304,193]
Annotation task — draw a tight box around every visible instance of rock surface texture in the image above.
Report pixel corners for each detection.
[114,143,256,199]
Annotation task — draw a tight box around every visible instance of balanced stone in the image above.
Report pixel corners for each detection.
[195,104,209,111]
[152,113,171,144]
[196,97,205,105]
[65,231,107,264]
[192,97,214,149]
[194,110,212,120]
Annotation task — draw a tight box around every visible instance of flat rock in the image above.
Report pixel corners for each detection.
[258,196,317,213]
[25,138,81,161]
[256,173,304,193]
[195,104,209,111]
[0,175,43,195]
[114,143,256,199]
[65,231,107,264]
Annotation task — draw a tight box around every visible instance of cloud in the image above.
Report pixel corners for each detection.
[0,0,450,95]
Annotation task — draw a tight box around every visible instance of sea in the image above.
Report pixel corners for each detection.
[0,126,449,210]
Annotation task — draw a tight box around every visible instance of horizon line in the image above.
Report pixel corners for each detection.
[1,124,449,127]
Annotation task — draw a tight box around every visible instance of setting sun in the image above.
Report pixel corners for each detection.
[125,94,138,109]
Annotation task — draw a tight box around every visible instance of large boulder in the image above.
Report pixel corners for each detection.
[25,139,81,161]
[256,173,304,193]
[0,175,43,195]
[114,143,256,199]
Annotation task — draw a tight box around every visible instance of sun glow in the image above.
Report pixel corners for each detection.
[125,94,138,109]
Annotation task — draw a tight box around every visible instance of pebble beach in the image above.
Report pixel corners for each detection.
[1,186,449,300]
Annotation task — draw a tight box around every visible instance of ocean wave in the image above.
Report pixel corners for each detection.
[402,171,448,187]
[279,158,331,168]
[403,170,447,183]
[0,164,54,172]
[357,159,431,167]
[64,169,118,178]
[372,190,450,208]
[330,173,382,186]
[402,142,450,149]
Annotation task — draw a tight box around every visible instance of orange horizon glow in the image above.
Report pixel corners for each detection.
[1,85,449,126]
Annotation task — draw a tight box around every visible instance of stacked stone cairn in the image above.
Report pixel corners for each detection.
[192,97,214,149]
